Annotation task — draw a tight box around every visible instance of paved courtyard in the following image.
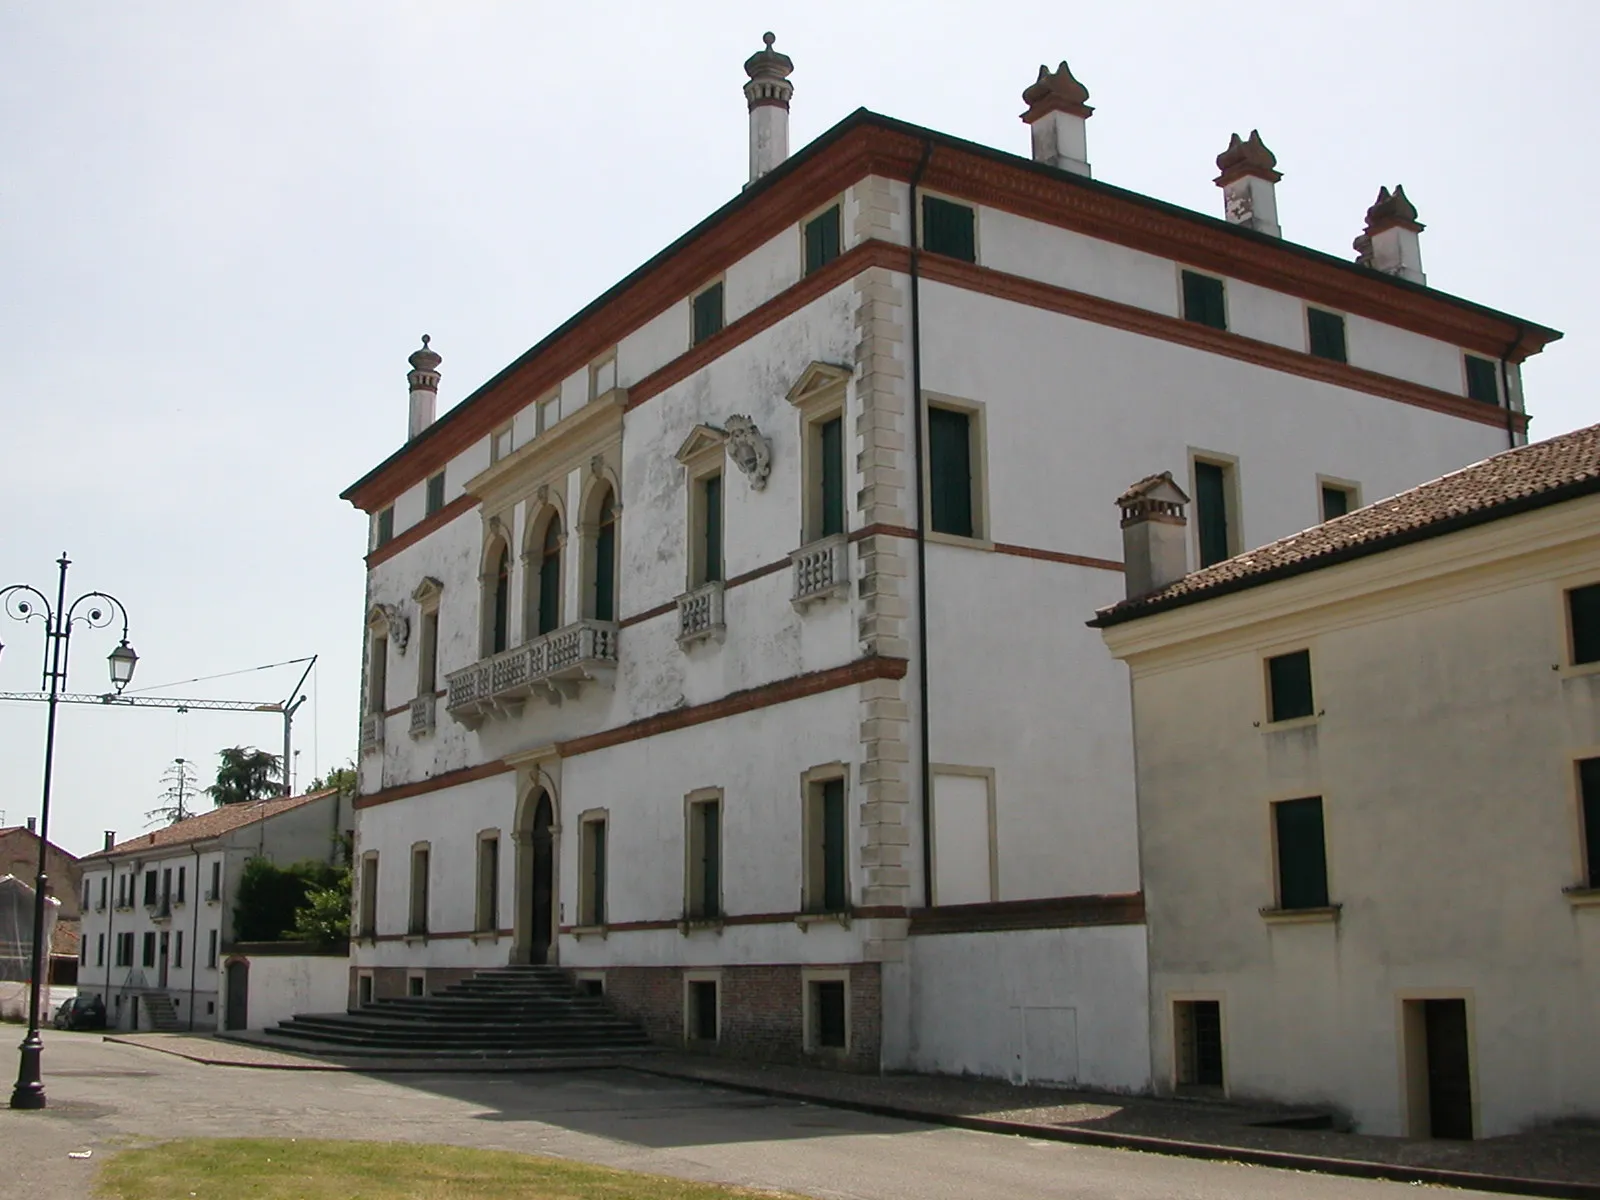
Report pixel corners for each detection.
[0,1033,1525,1199]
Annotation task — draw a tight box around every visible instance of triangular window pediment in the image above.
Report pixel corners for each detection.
[676,424,728,465]
[786,361,852,407]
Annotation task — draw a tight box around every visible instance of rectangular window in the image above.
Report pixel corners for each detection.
[209,861,221,901]
[409,846,430,935]
[1274,797,1330,910]
[143,871,157,907]
[375,506,395,548]
[805,776,849,913]
[1567,583,1600,666]
[1307,308,1348,363]
[96,934,104,967]
[804,205,842,275]
[921,195,976,262]
[1181,270,1227,330]
[98,876,106,910]
[699,472,724,585]
[590,355,617,400]
[491,425,514,462]
[141,932,156,968]
[688,979,719,1042]
[1175,1000,1224,1088]
[360,854,379,938]
[537,394,560,434]
[1581,758,1600,889]
[687,797,721,920]
[928,406,974,538]
[692,281,725,345]
[368,635,388,715]
[476,836,499,933]
[581,819,608,926]
[1321,484,1353,522]
[1267,649,1315,723]
[161,868,171,907]
[79,938,87,965]
[1465,355,1500,405]
[418,610,439,694]
[207,929,218,969]
[173,931,184,969]
[425,471,445,517]
[1194,460,1232,568]
[176,866,186,905]
[814,980,847,1049]
[818,415,845,539]
[83,879,90,909]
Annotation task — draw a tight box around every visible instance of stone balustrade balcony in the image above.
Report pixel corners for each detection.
[676,581,725,647]
[445,619,619,729]
[790,534,850,608]
[408,692,436,738]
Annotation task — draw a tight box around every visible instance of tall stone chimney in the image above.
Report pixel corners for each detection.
[1214,130,1281,238]
[1118,472,1190,599]
[744,33,794,185]
[407,335,442,441]
[103,830,115,851]
[1021,61,1093,178]
[26,817,36,834]
[1354,186,1425,285]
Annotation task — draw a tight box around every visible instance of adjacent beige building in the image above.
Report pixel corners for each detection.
[1094,425,1600,1138]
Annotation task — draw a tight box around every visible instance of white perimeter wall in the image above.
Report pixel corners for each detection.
[243,954,349,1028]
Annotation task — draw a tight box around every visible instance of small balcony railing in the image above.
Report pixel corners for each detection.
[360,712,382,754]
[408,692,436,738]
[445,619,619,729]
[791,534,850,608]
[676,581,725,647]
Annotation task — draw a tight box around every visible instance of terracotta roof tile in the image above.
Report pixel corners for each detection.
[81,789,338,861]
[1094,423,1600,626]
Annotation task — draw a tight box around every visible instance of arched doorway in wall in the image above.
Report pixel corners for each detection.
[514,788,556,965]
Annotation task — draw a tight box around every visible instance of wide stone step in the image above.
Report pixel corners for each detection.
[267,1023,653,1051]
[284,1014,643,1037]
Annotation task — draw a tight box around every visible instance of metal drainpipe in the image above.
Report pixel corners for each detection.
[187,847,202,1030]
[906,139,936,909]
[1498,325,1526,450]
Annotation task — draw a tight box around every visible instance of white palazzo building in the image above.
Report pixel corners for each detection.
[341,40,1559,1085]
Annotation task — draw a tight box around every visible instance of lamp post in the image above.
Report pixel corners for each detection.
[2,554,136,1110]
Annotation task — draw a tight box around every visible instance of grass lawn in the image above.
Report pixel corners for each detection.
[96,1138,811,1200]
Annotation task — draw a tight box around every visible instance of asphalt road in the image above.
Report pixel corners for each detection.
[0,1033,1507,1200]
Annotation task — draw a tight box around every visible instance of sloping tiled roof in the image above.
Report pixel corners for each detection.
[0,827,81,864]
[1093,423,1600,627]
[81,789,338,861]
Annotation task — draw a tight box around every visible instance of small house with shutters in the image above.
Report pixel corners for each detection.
[340,38,1560,1085]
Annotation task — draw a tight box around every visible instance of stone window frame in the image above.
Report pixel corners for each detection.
[535,389,562,436]
[682,968,723,1045]
[1554,569,1600,678]
[522,497,568,642]
[921,392,992,549]
[1170,992,1229,1096]
[690,276,727,346]
[927,763,999,907]
[677,427,729,590]
[915,190,979,264]
[425,469,446,517]
[787,363,852,547]
[412,577,443,698]
[478,516,515,658]
[575,808,610,932]
[1260,792,1339,924]
[363,606,392,717]
[1304,304,1349,364]
[358,851,379,941]
[576,467,623,622]
[1316,475,1361,524]
[1461,352,1502,406]
[1178,267,1229,331]
[1260,643,1318,730]
[799,195,845,277]
[682,787,724,926]
[374,505,395,550]
[798,763,851,922]
[801,967,852,1056]
[588,352,618,402]
[491,422,515,464]
[473,828,501,938]
[1188,447,1244,567]
[1564,748,1600,905]
[407,841,430,941]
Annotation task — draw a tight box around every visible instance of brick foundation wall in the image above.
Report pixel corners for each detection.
[348,965,476,1007]
[601,962,881,1071]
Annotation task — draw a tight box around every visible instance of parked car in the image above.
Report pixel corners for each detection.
[52,995,105,1030]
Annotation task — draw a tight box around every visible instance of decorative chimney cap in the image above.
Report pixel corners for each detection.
[1363,185,1424,235]
[744,32,794,85]
[1117,471,1189,527]
[1021,61,1093,123]
[408,333,442,374]
[1214,130,1281,186]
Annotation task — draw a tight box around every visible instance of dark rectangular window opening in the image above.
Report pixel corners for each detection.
[692,282,725,345]
[376,506,395,547]
[425,472,446,517]
[1580,758,1600,889]
[700,473,723,584]
[1321,485,1352,522]
[141,932,156,969]
[814,980,847,1049]
[358,976,373,1006]
[689,980,719,1042]
[1268,649,1315,723]
[579,978,604,998]
[408,977,424,998]
[690,800,721,920]
[1464,355,1500,406]
[1175,1000,1224,1089]
[822,778,847,913]
[928,407,974,538]
[1568,583,1600,665]
[143,871,157,907]
[1274,797,1330,910]
[1307,308,1348,363]
[804,205,842,275]
[584,820,608,926]
[819,415,845,539]
[1182,270,1227,330]
[1194,460,1231,568]
[921,195,976,262]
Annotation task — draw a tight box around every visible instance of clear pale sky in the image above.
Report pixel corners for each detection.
[2,2,1595,858]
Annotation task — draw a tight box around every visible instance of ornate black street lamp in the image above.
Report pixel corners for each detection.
[2,554,136,1110]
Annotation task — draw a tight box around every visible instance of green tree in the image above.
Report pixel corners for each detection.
[307,763,356,797]
[291,869,352,949]
[144,757,199,827]
[233,858,343,942]
[206,746,282,807]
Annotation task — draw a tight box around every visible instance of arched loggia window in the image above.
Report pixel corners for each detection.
[593,489,617,622]
[537,516,562,635]
[489,543,511,654]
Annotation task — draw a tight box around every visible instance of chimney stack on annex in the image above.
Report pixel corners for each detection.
[103,830,115,851]
[1118,473,1190,600]
[744,32,795,185]
[1355,186,1425,285]
[406,335,442,441]
[1214,130,1281,238]
[1021,61,1093,177]
[26,817,36,834]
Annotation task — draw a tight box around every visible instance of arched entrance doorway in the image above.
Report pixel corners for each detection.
[515,789,556,965]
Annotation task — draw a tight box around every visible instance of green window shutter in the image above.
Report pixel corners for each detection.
[1182,271,1227,330]
[1581,758,1600,888]
[1321,486,1350,521]
[928,407,974,537]
[1194,461,1229,567]
[376,507,394,546]
[922,196,976,262]
[491,553,510,653]
[594,519,616,622]
[592,823,607,925]
[1568,583,1600,665]
[820,416,845,537]
[702,802,720,919]
[1268,649,1315,722]
[702,474,723,583]
[1275,796,1329,909]
[538,549,561,634]
[805,206,842,275]
[1464,355,1500,405]
[692,283,724,345]
[1307,309,1348,363]
[425,473,445,516]
[822,778,847,912]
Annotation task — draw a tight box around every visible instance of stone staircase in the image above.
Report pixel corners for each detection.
[142,991,183,1033]
[260,965,655,1059]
